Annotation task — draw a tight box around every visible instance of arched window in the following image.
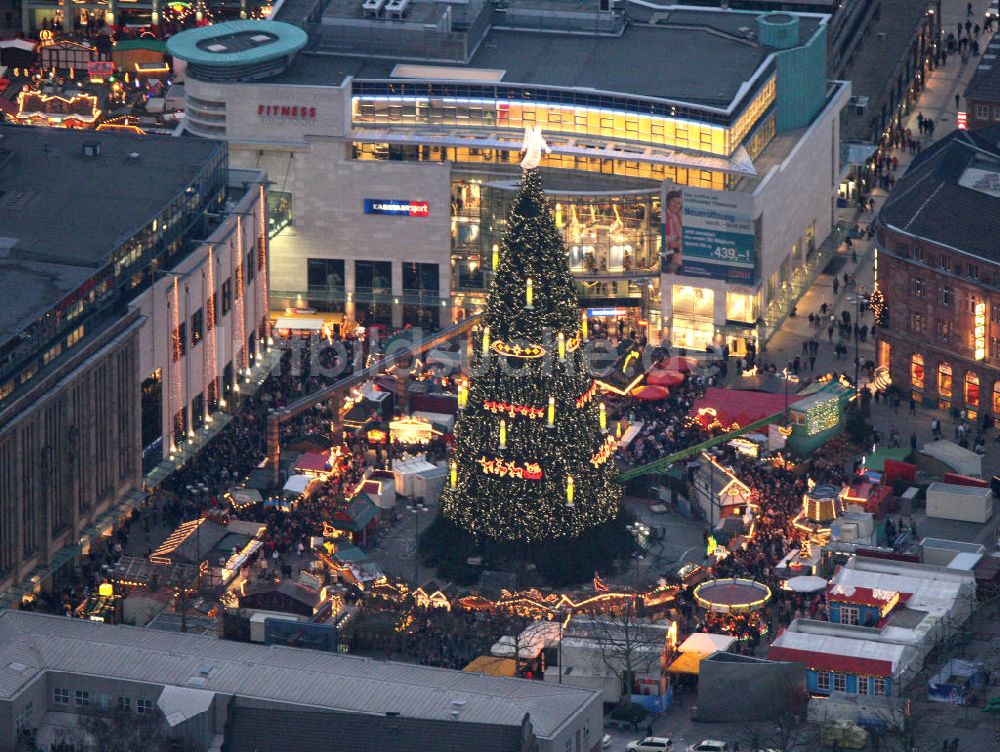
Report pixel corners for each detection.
[937,362,952,411]
[910,354,924,392]
[993,382,1000,427]
[965,372,980,419]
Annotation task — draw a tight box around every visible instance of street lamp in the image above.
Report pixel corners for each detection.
[405,500,429,586]
[847,293,863,396]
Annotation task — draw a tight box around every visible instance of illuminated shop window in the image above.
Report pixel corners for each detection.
[937,362,952,410]
[726,291,758,324]
[965,371,980,419]
[910,354,924,391]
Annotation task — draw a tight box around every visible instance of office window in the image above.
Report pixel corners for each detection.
[936,319,952,340]
[307,259,346,294]
[910,277,925,297]
[975,104,990,119]
[857,677,870,695]
[873,677,887,696]
[191,308,204,346]
[992,304,1000,324]
[402,262,439,296]
[75,690,90,707]
[832,673,847,692]
[968,264,978,279]
[355,260,391,293]
[816,672,831,691]
[994,106,1000,121]
[991,338,1000,360]
[117,696,131,711]
[940,286,953,306]
[910,313,925,333]
[222,278,233,315]
[54,687,70,705]
[137,698,153,715]
[911,245,923,261]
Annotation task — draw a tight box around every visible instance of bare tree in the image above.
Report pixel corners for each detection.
[580,601,667,705]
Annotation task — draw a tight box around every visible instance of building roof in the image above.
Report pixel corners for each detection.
[222,705,526,752]
[965,34,1000,103]
[0,611,598,739]
[877,126,1000,262]
[767,644,895,677]
[166,20,308,67]
[826,584,911,608]
[266,8,823,110]
[0,126,222,266]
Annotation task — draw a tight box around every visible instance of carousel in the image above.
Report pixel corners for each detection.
[692,577,772,642]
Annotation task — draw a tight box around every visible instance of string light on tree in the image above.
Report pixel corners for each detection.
[440,130,621,542]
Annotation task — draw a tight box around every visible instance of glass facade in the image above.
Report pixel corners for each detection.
[350,75,776,158]
[353,142,728,189]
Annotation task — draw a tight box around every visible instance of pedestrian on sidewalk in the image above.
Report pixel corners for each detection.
[956,93,961,110]
[828,324,834,342]
[833,277,840,295]
[967,1,973,16]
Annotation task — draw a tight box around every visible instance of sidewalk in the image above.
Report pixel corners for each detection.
[763,0,1000,476]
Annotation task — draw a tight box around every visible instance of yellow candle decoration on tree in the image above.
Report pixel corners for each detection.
[482,326,490,356]
[526,277,534,307]
[547,396,555,427]
[499,419,507,449]
[557,332,566,360]
[599,402,607,432]
[566,476,575,506]
[450,461,457,489]
[582,312,588,340]
[458,382,467,409]
[492,244,500,271]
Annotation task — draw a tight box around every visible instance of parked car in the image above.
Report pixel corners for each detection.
[686,742,729,752]
[626,737,674,752]
[602,734,612,749]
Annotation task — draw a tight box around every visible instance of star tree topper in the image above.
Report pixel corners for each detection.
[520,125,552,170]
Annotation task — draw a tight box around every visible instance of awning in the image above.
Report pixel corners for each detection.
[274,317,325,331]
[678,632,736,654]
[841,141,877,165]
[667,651,705,674]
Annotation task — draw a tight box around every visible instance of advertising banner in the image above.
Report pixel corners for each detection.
[661,184,756,283]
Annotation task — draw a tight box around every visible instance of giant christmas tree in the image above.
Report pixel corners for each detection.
[440,166,622,542]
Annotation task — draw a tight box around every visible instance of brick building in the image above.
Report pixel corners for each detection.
[874,126,1000,422]
[963,33,1000,131]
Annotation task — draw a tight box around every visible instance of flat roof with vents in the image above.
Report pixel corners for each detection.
[167,20,307,81]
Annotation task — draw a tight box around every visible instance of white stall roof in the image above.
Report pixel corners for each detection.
[947,552,983,571]
[678,633,736,654]
[920,440,982,476]
[274,317,325,331]
[412,411,455,432]
[282,474,312,495]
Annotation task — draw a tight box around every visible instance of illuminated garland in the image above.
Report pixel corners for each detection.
[566,333,582,352]
[590,435,617,467]
[483,400,545,419]
[491,340,546,358]
[478,456,543,480]
[869,286,888,328]
[576,382,598,408]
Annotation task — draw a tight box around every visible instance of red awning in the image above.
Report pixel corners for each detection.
[660,355,698,373]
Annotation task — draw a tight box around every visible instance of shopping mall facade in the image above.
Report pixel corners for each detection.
[169,1,849,353]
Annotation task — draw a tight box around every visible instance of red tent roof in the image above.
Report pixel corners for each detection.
[690,387,805,430]
[295,450,330,473]
[767,646,894,677]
